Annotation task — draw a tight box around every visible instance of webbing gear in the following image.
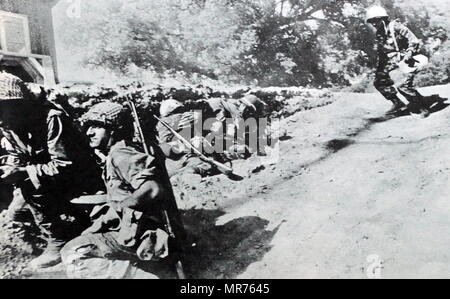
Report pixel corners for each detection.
[388,22,428,73]
[125,93,187,279]
[398,54,429,74]
[388,21,402,61]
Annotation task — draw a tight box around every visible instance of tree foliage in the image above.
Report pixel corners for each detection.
[54,0,449,88]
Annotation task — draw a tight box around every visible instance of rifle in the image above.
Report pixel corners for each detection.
[125,94,187,280]
[154,115,244,181]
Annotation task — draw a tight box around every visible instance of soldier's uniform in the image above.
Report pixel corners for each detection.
[61,102,186,279]
[373,20,428,110]
[205,96,268,158]
[157,99,216,177]
[205,97,242,126]
[0,72,105,269]
[0,138,14,213]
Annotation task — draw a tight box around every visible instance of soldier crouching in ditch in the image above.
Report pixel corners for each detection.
[61,101,187,279]
[0,72,104,270]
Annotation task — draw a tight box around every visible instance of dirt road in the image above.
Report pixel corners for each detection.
[179,85,450,279]
[1,85,448,279]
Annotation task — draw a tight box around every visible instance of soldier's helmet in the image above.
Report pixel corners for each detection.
[239,94,268,115]
[160,99,183,117]
[366,6,388,23]
[0,72,27,101]
[82,101,130,129]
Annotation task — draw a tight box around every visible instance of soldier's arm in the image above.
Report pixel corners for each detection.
[0,135,23,166]
[25,113,74,190]
[0,134,35,185]
[395,22,423,55]
[118,180,164,211]
[111,148,165,211]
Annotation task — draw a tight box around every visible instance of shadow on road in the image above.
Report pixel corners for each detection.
[325,139,355,153]
[181,209,280,279]
[325,95,449,154]
[0,183,13,211]
[428,101,449,114]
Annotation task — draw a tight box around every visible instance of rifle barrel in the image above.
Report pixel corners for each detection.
[125,96,186,279]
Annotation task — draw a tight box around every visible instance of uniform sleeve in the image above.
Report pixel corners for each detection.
[178,112,196,130]
[25,114,74,190]
[215,104,227,123]
[157,112,196,143]
[395,22,423,54]
[111,149,158,191]
[0,136,22,166]
[157,121,173,143]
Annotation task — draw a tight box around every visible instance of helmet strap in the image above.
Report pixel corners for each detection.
[382,20,388,35]
[96,128,114,155]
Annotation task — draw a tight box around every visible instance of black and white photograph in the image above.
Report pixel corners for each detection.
[0,0,449,281]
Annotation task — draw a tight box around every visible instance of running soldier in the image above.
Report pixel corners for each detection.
[366,6,431,117]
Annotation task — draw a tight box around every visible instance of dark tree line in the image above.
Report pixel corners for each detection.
[55,0,448,88]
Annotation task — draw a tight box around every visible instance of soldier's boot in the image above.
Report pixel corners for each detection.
[386,96,407,116]
[405,97,430,118]
[7,189,34,223]
[411,105,430,118]
[28,239,65,270]
[397,86,430,118]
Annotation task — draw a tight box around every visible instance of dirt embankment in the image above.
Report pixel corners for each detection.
[1,84,449,278]
[0,85,333,279]
[174,85,450,279]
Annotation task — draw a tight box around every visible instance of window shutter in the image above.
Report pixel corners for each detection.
[0,11,31,55]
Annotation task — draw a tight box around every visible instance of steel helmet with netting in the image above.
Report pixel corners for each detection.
[239,94,267,115]
[366,6,388,23]
[82,101,130,128]
[160,99,183,117]
[0,72,27,101]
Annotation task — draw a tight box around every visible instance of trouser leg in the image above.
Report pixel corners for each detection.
[24,202,67,269]
[7,188,33,223]
[27,202,88,243]
[397,72,427,108]
[182,155,213,177]
[21,187,90,243]
[373,67,404,106]
[61,232,159,279]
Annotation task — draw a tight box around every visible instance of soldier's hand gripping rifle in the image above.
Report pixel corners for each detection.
[154,115,244,181]
[124,94,187,279]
